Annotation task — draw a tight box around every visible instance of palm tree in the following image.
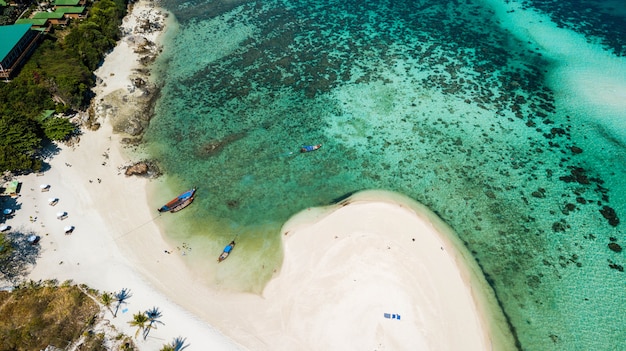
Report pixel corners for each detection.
[101,292,114,316]
[143,306,164,339]
[128,312,149,339]
[160,336,189,351]
[113,288,132,317]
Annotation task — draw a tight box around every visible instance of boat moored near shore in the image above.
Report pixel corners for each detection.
[158,188,196,213]
[218,240,236,262]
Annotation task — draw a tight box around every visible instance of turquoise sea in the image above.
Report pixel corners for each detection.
[142,0,626,349]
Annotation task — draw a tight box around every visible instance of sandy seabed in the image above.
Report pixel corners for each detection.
[0,1,516,350]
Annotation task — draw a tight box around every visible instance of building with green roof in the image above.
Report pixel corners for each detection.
[15,18,48,26]
[33,11,64,19]
[56,6,86,18]
[32,9,68,25]
[0,24,41,80]
[54,0,85,6]
[15,18,51,31]
[2,180,21,197]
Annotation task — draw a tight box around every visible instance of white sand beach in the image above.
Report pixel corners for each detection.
[1,0,515,350]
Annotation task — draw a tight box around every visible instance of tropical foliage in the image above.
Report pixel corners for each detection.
[127,306,164,340]
[0,0,127,173]
[100,291,114,316]
[128,311,149,339]
[0,281,100,351]
[42,116,77,140]
[64,0,127,71]
[0,0,29,25]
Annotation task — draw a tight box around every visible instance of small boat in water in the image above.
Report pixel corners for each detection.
[158,188,196,213]
[218,240,236,262]
[301,144,322,153]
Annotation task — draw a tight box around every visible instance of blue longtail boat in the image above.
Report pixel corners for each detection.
[300,144,322,153]
[158,188,196,213]
[218,240,236,262]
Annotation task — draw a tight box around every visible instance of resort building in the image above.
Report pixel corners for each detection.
[53,0,86,6]
[55,6,87,19]
[0,24,41,80]
[15,18,52,32]
[32,10,68,26]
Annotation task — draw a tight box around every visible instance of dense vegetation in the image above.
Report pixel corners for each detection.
[0,281,101,351]
[0,0,30,25]
[0,0,127,173]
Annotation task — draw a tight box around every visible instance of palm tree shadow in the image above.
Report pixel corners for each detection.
[113,288,132,317]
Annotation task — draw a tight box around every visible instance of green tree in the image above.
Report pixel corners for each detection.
[0,114,43,172]
[100,292,114,316]
[89,0,126,38]
[128,312,148,339]
[42,117,76,141]
[24,39,93,109]
[64,21,113,71]
[0,71,54,118]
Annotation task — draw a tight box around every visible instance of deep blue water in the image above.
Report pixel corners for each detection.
[143,0,626,349]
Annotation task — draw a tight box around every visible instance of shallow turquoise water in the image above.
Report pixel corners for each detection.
[144,0,626,349]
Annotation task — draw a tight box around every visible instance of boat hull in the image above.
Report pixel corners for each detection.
[158,188,196,213]
[218,241,236,262]
[218,252,230,262]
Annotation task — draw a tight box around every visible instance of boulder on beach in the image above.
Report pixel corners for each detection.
[124,161,160,178]
[125,162,148,176]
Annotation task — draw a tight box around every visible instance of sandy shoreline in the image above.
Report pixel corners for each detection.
[1,0,515,349]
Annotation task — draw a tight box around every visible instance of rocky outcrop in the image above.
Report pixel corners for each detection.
[89,4,167,136]
[124,161,161,178]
